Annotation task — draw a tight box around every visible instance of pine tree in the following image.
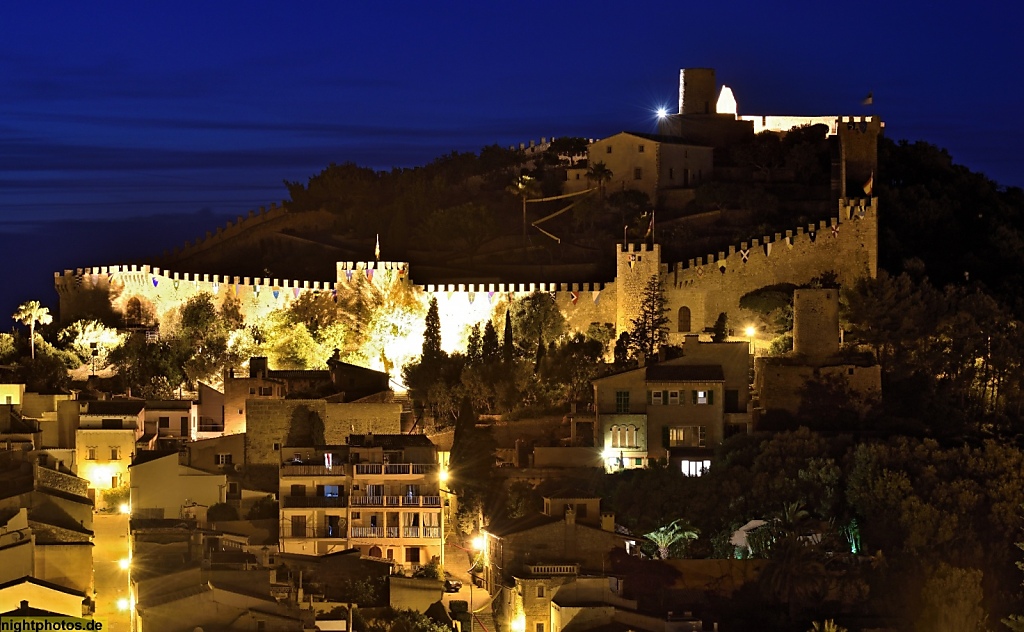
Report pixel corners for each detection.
[628,275,669,360]
[712,312,729,343]
[481,320,500,363]
[502,309,514,363]
[466,323,481,363]
[422,297,443,364]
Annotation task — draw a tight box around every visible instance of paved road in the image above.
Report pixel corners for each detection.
[93,512,131,630]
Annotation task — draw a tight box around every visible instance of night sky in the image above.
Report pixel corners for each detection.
[1,1,1022,317]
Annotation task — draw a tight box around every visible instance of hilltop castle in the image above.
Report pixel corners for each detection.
[54,68,880,371]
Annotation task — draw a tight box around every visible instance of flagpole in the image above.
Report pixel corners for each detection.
[623,225,627,248]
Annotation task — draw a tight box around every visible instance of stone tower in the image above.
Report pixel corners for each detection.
[792,288,840,360]
[678,68,717,115]
[838,116,882,198]
[616,243,663,334]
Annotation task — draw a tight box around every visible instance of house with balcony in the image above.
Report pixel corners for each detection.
[143,399,197,449]
[278,434,442,571]
[592,337,751,475]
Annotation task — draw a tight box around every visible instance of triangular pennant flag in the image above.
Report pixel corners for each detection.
[570,291,579,305]
[696,266,704,277]
[488,291,495,303]
[765,243,772,258]
[592,290,601,303]
[809,231,817,243]
[212,282,220,294]
[719,265,726,274]
[345,270,353,282]
[468,292,475,304]
[293,287,300,298]
[173,279,180,289]
[152,277,159,288]
[273,290,280,299]
[366,269,374,281]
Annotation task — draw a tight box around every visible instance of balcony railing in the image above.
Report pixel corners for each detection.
[283,525,347,539]
[353,463,437,476]
[403,526,419,538]
[346,525,441,539]
[350,495,441,507]
[351,526,384,538]
[525,563,579,575]
[281,464,341,477]
[423,526,440,539]
[281,496,347,509]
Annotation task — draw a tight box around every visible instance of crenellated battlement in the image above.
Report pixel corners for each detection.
[54,264,335,294]
[419,281,609,294]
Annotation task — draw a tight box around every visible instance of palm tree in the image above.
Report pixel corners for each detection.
[586,161,613,198]
[506,175,542,248]
[13,301,53,360]
[644,518,699,559]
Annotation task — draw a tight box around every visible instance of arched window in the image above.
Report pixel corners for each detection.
[677,306,692,333]
[369,545,383,558]
[610,426,620,448]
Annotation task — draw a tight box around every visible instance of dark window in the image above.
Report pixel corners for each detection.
[615,391,630,414]
[249,387,256,395]
[606,146,612,154]
[638,144,645,153]
[634,168,643,180]
[101,419,122,430]
[158,416,170,428]
[405,547,421,563]
[725,390,740,413]
[290,515,305,538]
[576,504,588,519]
[290,484,306,497]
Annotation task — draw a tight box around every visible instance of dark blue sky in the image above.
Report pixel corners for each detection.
[1,1,1022,314]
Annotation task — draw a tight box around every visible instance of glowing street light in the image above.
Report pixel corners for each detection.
[117,597,130,612]
[119,503,130,515]
[656,107,668,119]
[118,557,130,570]
[744,325,756,355]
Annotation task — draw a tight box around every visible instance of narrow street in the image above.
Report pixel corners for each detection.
[93,512,131,630]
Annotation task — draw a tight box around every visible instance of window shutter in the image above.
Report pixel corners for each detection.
[662,390,668,405]
[316,485,325,497]
[708,390,715,405]
[647,390,652,405]
[662,426,671,449]
[691,390,698,405]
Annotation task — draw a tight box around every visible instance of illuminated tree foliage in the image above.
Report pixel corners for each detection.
[12,300,52,360]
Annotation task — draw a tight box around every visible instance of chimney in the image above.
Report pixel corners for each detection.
[601,511,615,532]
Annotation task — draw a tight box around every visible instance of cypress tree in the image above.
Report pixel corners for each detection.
[502,309,514,363]
[482,320,500,363]
[422,297,443,364]
[628,274,669,359]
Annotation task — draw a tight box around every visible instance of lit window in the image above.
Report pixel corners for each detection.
[681,459,711,476]
[650,390,663,406]
[110,447,120,460]
[693,390,714,405]
[669,426,707,448]
[215,453,233,466]
[668,391,679,405]
[87,447,97,460]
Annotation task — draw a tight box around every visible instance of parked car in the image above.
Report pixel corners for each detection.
[444,579,463,593]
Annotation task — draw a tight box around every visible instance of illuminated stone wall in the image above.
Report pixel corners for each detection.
[55,195,876,374]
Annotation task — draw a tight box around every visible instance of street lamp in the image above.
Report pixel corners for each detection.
[744,325,756,355]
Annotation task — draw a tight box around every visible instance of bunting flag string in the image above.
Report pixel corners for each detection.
[764,243,772,258]
[570,291,579,305]
[293,287,301,298]
[152,277,159,288]
[740,249,750,263]
[488,291,495,303]
[808,231,817,243]
[366,269,374,281]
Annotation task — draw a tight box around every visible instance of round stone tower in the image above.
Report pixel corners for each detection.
[792,288,840,360]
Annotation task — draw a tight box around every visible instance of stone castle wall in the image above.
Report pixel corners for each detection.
[55,197,876,361]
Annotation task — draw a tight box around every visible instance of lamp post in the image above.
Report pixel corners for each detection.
[468,535,485,632]
[744,325,756,355]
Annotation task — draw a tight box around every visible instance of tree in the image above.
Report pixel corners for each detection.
[481,320,500,363]
[206,502,240,522]
[628,275,669,360]
[644,519,699,559]
[711,312,728,343]
[13,301,52,360]
[502,309,514,363]
[511,293,567,359]
[422,298,443,365]
[586,161,613,198]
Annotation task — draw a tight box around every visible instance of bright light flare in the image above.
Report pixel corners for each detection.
[511,614,526,632]
[656,107,668,119]
[744,326,756,337]
[439,469,449,483]
[117,597,130,611]
[118,557,130,570]
[471,535,485,551]
[119,503,131,515]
